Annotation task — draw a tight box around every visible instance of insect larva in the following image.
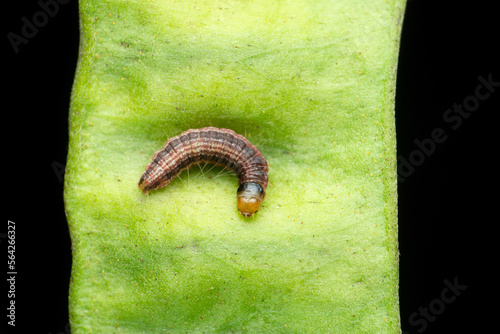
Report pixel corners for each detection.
[138,127,269,217]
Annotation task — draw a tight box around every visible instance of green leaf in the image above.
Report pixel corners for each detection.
[64,0,406,332]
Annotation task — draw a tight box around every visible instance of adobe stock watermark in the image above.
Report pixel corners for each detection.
[48,322,70,334]
[7,0,72,54]
[52,160,65,183]
[51,145,68,182]
[403,276,467,333]
[398,73,499,182]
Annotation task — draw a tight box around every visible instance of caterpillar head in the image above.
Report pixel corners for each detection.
[237,182,265,217]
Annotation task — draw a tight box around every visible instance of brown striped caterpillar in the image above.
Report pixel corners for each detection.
[138,127,269,217]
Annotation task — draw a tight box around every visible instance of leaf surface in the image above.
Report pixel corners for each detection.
[65,0,406,332]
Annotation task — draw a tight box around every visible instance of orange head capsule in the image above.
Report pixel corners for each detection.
[237,182,265,217]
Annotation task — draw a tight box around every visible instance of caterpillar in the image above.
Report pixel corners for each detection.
[138,127,269,217]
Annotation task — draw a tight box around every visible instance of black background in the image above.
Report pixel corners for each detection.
[4,0,497,333]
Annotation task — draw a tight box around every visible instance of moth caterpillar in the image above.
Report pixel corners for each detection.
[138,127,269,217]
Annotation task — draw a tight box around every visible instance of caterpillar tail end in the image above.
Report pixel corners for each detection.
[138,173,154,195]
